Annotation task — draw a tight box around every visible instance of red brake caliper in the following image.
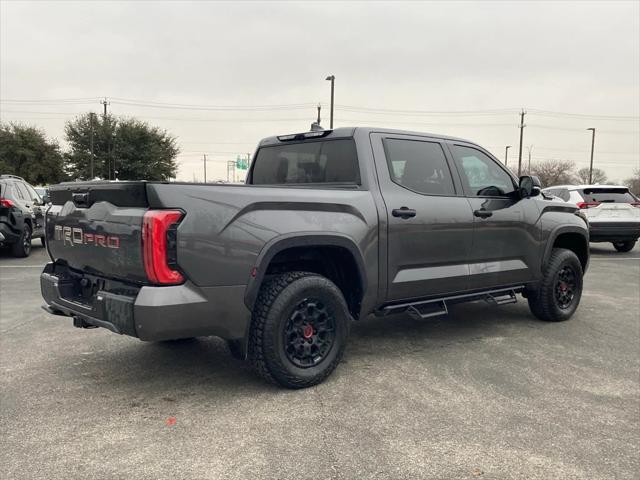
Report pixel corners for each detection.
[302,324,314,340]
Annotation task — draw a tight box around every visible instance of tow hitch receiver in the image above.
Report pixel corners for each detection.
[73,316,98,329]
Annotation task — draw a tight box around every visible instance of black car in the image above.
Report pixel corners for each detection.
[0,175,47,257]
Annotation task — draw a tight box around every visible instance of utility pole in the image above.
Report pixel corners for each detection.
[587,128,596,184]
[504,145,511,167]
[227,160,236,183]
[517,109,526,177]
[317,104,321,125]
[89,113,95,179]
[325,75,335,129]
[101,98,110,119]
[527,145,533,174]
[203,154,207,183]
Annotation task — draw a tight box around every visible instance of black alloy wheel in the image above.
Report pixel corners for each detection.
[555,265,577,309]
[283,298,336,368]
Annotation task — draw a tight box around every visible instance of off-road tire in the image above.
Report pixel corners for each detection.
[248,271,350,389]
[11,224,32,258]
[612,240,636,252]
[528,248,583,322]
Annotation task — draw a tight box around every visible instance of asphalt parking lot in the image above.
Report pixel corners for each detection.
[1,243,638,480]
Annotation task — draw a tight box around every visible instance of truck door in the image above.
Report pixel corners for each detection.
[446,142,540,290]
[370,133,475,301]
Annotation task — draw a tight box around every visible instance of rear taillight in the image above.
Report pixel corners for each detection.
[0,197,14,208]
[631,202,640,208]
[142,210,184,285]
[576,201,600,209]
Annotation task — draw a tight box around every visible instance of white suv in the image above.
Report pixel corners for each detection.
[543,185,640,252]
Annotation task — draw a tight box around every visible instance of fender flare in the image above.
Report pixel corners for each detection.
[243,232,367,311]
[543,224,589,271]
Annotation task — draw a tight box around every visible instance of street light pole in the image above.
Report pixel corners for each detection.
[203,154,207,183]
[325,75,335,129]
[587,128,596,184]
[504,145,511,167]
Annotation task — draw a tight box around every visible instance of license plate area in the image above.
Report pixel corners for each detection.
[58,273,105,310]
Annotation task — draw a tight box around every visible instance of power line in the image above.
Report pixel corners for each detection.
[527,108,639,121]
[3,98,638,120]
[528,124,639,134]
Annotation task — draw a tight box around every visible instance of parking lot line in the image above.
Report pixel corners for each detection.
[590,257,640,261]
[0,265,46,268]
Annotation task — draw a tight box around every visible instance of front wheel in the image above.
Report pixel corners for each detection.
[248,272,351,389]
[612,240,636,252]
[528,248,583,322]
[11,224,32,258]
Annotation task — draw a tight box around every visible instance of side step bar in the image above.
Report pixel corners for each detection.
[380,286,524,319]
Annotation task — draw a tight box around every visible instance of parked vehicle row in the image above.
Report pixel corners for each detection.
[0,175,48,257]
[543,184,640,252]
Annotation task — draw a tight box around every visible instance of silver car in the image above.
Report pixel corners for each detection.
[543,184,640,252]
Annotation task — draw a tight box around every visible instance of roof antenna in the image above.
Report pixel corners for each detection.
[310,103,324,131]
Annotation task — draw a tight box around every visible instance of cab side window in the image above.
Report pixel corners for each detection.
[451,145,516,197]
[383,138,456,196]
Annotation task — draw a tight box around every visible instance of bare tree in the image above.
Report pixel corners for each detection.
[624,168,640,196]
[576,167,608,184]
[529,159,577,187]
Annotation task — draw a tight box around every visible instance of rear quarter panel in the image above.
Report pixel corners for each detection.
[146,184,379,311]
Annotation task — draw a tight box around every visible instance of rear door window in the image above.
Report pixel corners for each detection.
[14,182,28,200]
[251,139,360,185]
[383,138,456,195]
[579,188,637,203]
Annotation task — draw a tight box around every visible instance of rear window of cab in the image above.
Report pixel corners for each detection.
[250,139,360,186]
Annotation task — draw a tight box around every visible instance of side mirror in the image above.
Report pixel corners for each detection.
[519,175,541,198]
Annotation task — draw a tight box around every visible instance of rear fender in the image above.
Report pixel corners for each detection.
[243,233,367,311]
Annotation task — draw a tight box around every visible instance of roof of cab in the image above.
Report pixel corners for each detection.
[258,126,473,147]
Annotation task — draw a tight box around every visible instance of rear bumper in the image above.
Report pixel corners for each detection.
[40,263,251,341]
[589,221,640,242]
[0,221,20,244]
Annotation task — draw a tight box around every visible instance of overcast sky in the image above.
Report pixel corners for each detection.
[1,0,639,182]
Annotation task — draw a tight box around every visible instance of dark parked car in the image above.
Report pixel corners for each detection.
[0,175,46,257]
[40,127,590,388]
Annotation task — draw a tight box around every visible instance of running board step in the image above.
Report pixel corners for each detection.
[406,301,448,320]
[483,290,518,306]
[380,286,524,319]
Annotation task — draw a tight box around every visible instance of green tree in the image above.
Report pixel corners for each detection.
[64,114,179,181]
[577,167,608,184]
[114,118,179,181]
[0,123,65,185]
[64,113,116,180]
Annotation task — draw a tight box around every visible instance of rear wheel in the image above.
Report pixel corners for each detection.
[248,271,350,389]
[11,224,32,258]
[528,248,583,322]
[612,240,636,252]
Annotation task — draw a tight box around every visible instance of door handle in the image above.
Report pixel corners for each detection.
[392,207,417,219]
[473,209,493,218]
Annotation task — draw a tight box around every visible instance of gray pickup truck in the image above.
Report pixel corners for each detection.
[41,127,589,388]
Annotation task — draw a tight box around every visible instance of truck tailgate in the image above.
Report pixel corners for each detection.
[46,182,149,283]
